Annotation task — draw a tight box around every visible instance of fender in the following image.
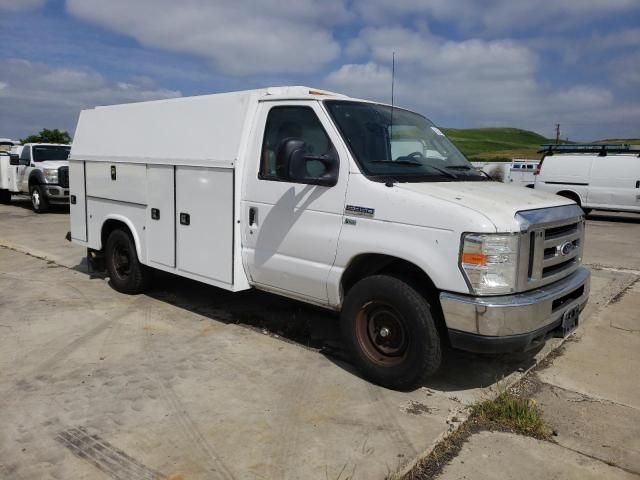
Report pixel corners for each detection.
[102,213,144,259]
[28,170,45,186]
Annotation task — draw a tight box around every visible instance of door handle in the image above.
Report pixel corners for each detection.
[636,180,639,189]
[179,212,190,225]
[249,207,257,226]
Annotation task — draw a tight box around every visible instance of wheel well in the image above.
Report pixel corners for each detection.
[557,190,581,206]
[28,173,42,188]
[101,219,131,251]
[341,254,448,340]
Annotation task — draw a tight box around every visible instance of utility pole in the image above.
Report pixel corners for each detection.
[555,123,560,144]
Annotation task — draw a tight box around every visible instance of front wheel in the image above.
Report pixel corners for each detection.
[105,229,150,294]
[341,275,442,390]
[30,185,49,213]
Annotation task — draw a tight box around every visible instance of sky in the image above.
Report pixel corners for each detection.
[1,0,639,141]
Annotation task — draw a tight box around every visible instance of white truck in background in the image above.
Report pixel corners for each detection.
[534,144,640,214]
[472,159,538,187]
[69,86,590,389]
[0,143,71,212]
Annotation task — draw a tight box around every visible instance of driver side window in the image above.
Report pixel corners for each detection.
[20,146,31,164]
[259,106,336,182]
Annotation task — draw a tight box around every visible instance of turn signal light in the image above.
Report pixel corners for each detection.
[461,252,486,266]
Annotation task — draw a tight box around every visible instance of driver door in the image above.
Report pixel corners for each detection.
[18,146,32,192]
[241,101,349,303]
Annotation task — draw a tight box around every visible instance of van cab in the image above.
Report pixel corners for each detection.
[69,87,590,389]
[534,144,640,213]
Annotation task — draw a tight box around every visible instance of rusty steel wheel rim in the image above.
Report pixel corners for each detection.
[112,243,131,279]
[354,301,409,367]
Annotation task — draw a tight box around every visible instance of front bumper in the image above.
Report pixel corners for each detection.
[45,185,69,203]
[440,266,590,353]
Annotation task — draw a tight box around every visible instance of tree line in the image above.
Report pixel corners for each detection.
[20,128,72,144]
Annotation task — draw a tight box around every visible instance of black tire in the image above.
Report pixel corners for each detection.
[341,275,442,390]
[105,229,150,294]
[0,189,10,204]
[30,185,49,213]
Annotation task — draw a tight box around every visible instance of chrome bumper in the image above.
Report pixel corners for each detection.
[45,185,69,203]
[440,266,590,338]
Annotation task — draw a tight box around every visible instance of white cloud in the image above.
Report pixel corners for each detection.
[353,0,639,33]
[65,0,349,75]
[324,27,636,140]
[0,59,181,138]
[0,0,45,11]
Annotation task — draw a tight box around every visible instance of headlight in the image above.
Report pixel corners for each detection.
[460,233,519,295]
[43,169,58,184]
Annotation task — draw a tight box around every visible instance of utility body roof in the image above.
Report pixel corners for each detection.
[70,86,371,168]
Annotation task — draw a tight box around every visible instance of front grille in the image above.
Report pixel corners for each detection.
[516,205,585,292]
[58,166,69,187]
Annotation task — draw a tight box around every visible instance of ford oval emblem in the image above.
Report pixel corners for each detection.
[559,241,575,256]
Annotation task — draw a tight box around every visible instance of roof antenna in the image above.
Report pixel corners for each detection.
[390,51,395,136]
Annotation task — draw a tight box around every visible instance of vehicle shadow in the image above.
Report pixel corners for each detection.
[126,269,537,393]
[587,210,640,224]
[8,196,70,214]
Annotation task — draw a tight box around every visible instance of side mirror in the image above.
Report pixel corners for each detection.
[9,154,20,166]
[277,138,339,187]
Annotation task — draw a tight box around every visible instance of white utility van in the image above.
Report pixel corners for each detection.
[534,144,640,214]
[69,87,590,389]
[0,143,71,211]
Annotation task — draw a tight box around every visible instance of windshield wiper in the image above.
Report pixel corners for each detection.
[371,159,422,166]
[370,160,458,179]
[423,164,458,179]
[446,165,472,170]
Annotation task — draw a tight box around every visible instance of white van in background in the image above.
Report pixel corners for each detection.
[534,144,640,214]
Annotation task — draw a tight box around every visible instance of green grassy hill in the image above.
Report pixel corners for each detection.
[441,127,553,162]
[442,127,640,162]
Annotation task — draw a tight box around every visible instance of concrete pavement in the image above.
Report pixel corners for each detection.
[0,200,638,479]
[438,431,638,480]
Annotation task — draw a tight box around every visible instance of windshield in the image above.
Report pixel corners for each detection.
[324,101,486,182]
[33,146,71,162]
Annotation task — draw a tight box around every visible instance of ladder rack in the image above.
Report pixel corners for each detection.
[538,143,640,156]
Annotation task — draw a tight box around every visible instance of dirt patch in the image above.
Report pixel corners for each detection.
[405,401,437,416]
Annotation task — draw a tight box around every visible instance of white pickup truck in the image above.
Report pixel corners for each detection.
[0,143,71,212]
[68,87,590,389]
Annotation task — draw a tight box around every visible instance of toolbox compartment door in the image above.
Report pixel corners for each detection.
[146,164,176,268]
[176,166,233,285]
[69,160,87,242]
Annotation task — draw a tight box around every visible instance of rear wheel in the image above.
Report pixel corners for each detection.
[0,189,10,204]
[30,185,49,213]
[341,275,442,390]
[105,229,150,294]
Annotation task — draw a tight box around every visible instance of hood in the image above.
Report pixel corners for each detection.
[395,181,573,231]
[38,160,69,169]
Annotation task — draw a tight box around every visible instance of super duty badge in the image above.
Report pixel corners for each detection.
[345,205,375,218]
